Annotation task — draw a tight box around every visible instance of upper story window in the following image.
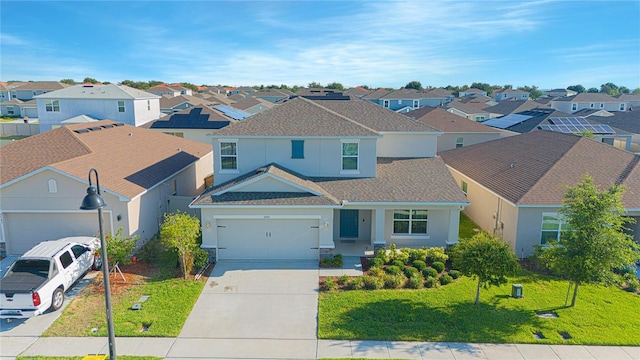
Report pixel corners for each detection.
[291,140,304,159]
[393,209,428,235]
[590,103,595,108]
[383,100,390,108]
[117,100,126,112]
[461,181,468,195]
[220,141,238,171]
[571,103,577,111]
[48,179,58,193]
[599,103,604,109]
[398,99,403,105]
[45,100,60,112]
[456,137,464,148]
[540,212,572,244]
[147,100,151,111]
[413,100,419,108]
[341,141,359,171]
[619,103,626,111]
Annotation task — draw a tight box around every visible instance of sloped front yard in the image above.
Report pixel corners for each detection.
[318,273,640,345]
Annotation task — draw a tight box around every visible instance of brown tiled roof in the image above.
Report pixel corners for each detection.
[193,157,468,206]
[214,97,379,137]
[483,100,540,115]
[404,106,438,119]
[424,88,453,98]
[362,88,391,100]
[12,81,70,91]
[312,97,440,133]
[440,130,640,208]
[447,101,489,115]
[413,108,500,133]
[1,120,212,199]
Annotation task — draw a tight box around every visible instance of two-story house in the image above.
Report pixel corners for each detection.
[35,84,161,131]
[550,93,629,113]
[544,88,577,98]
[190,95,469,261]
[493,89,530,101]
[458,88,488,97]
[0,81,70,118]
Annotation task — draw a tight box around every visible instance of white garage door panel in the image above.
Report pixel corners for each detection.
[217,219,319,260]
[5,213,112,255]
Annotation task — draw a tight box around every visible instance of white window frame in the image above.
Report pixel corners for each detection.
[461,181,468,196]
[383,100,390,108]
[413,100,419,108]
[540,212,572,244]
[619,103,626,111]
[392,209,428,237]
[147,100,151,111]
[219,140,238,172]
[117,100,126,113]
[48,179,58,193]
[6,106,14,115]
[455,137,464,148]
[590,103,594,109]
[340,140,359,174]
[45,100,60,112]
[600,103,604,109]
[571,103,577,111]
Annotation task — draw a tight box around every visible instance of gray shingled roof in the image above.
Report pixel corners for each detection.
[553,93,619,102]
[192,157,468,206]
[34,84,160,100]
[483,100,540,115]
[440,130,640,208]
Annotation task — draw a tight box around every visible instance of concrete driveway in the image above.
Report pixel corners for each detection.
[173,260,319,358]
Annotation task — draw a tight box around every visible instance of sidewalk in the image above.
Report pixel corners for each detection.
[4,336,639,359]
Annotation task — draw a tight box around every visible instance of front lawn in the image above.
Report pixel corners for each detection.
[319,272,640,345]
[458,212,479,240]
[44,262,206,337]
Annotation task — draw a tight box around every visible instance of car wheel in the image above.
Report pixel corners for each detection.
[51,288,64,311]
[92,253,103,270]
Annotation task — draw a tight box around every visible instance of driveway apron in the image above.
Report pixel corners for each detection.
[177,260,319,341]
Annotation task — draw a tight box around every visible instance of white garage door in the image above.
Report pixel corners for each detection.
[4,213,112,255]
[217,218,319,260]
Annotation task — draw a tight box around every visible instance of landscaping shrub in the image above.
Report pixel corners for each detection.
[431,261,445,273]
[391,260,406,268]
[320,254,343,268]
[383,274,407,289]
[369,257,385,268]
[422,267,438,278]
[448,269,461,279]
[395,248,410,265]
[346,277,364,290]
[424,276,439,288]
[623,273,639,293]
[403,266,419,278]
[406,274,424,289]
[376,247,390,264]
[362,275,385,290]
[321,277,338,291]
[412,260,427,271]
[193,247,210,270]
[426,247,449,264]
[439,274,453,285]
[408,248,428,263]
[337,274,350,285]
[368,266,385,277]
[102,227,139,266]
[385,265,402,275]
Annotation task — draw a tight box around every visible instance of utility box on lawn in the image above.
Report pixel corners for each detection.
[512,284,523,298]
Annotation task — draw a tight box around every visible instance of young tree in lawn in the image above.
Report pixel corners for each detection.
[160,211,202,279]
[537,175,639,307]
[450,232,519,305]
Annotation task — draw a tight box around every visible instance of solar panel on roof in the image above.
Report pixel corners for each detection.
[538,124,615,135]
[214,105,251,120]
[548,117,588,125]
[482,114,532,129]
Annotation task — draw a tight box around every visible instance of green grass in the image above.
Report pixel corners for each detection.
[458,212,480,239]
[45,277,205,337]
[319,272,640,345]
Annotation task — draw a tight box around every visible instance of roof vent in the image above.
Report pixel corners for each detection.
[510,163,516,168]
[113,122,124,126]
[73,129,90,134]
[129,133,133,136]
[83,84,94,87]
[88,126,102,131]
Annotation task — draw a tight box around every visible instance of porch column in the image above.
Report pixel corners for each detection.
[447,209,460,246]
[373,208,386,246]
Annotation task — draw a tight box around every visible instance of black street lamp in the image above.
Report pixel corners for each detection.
[80,168,117,360]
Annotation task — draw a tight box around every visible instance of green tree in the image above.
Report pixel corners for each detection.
[600,82,619,96]
[404,81,423,91]
[450,232,519,305]
[83,77,99,84]
[326,82,345,91]
[181,82,199,92]
[537,175,639,307]
[618,86,630,94]
[633,88,640,94]
[587,87,600,93]
[308,81,323,88]
[470,82,492,94]
[160,211,202,279]
[567,84,586,94]
[60,78,76,85]
[518,85,543,99]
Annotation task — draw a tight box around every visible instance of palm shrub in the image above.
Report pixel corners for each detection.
[321,277,338,291]
[432,261,445,273]
[422,267,438,278]
[391,260,405,268]
[385,265,402,275]
[408,248,428,263]
[337,274,350,285]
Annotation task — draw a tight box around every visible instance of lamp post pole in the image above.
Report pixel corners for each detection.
[80,168,116,360]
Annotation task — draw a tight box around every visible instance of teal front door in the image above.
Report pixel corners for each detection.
[340,209,359,238]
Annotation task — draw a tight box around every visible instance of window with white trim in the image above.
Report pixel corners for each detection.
[455,137,464,148]
[383,100,390,108]
[220,141,237,170]
[48,179,58,193]
[341,141,358,171]
[619,103,625,111]
[45,100,60,112]
[117,100,125,112]
[413,100,419,108]
[590,103,594,108]
[461,181,468,195]
[7,106,14,115]
[600,103,604,109]
[147,100,151,110]
[393,210,428,234]
[540,212,572,244]
[571,103,577,111]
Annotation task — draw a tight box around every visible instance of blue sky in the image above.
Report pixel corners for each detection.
[2,0,639,89]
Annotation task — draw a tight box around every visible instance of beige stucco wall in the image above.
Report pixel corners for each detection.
[376,133,438,158]
[436,132,502,153]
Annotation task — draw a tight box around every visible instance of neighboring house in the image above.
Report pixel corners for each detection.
[424,88,455,105]
[440,130,640,257]
[231,98,274,114]
[0,83,9,102]
[406,107,506,152]
[550,93,630,113]
[458,88,488,97]
[6,81,70,101]
[145,105,237,143]
[483,99,541,118]
[190,95,468,261]
[615,94,640,110]
[147,85,193,97]
[159,95,210,114]
[586,111,640,154]
[481,108,570,133]
[0,120,213,255]
[227,93,247,102]
[0,99,38,118]
[252,89,291,103]
[544,88,577,98]
[202,93,234,106]
[457,94,497,108]
[446,101,490,121]
[202,86,228,95]
[35,84,161,131]
[493,89,530,101]
[372,88,454,112]
[343,86,371,98]
[231,86,255,95]
[362,88,391,104]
